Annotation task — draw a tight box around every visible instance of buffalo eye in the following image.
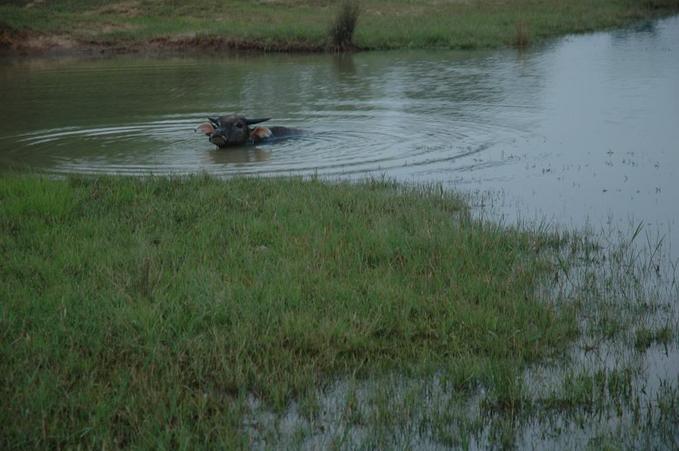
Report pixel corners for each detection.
[236,122,244,129]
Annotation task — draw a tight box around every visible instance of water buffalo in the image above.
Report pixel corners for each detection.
[195,115,300,148]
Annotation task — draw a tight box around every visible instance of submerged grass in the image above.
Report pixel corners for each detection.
[635,325,673,351]
[237,218,679,449]
[0,174,577,448]
[1,0,678,52]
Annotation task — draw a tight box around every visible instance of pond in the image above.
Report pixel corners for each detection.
[1,16,678,252]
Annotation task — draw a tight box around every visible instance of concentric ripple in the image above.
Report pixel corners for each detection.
[1,106,526,179]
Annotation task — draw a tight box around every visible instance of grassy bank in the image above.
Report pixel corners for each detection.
[1,0,678,53]
[1,174,579,448]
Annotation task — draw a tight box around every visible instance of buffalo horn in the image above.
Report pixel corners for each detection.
[245,117,271,125]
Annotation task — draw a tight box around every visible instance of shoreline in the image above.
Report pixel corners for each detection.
[0,30,332,57]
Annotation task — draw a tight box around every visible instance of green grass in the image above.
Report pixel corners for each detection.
[1,0,678,52]
[0,174,578,448]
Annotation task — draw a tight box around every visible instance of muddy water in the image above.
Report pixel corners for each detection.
[1,17,678,250]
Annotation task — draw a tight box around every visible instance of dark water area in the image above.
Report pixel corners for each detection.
[1,16,678,254]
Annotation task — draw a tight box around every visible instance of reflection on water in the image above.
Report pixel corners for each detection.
[0,16,678,251]
[207,147,271,165]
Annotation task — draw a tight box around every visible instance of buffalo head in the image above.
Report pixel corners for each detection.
[195,115,270,147]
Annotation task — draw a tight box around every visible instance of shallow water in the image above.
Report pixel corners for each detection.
[1,17,678,250]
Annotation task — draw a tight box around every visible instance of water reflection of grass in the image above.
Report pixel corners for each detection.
[1,175,677,448]
[1,0,678,52]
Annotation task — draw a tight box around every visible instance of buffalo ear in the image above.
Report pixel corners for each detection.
[195,122,215,135]
[245,117,271,125]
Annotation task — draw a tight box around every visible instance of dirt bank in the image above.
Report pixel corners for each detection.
[0,28,331,57]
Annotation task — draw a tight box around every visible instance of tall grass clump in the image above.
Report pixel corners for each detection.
[644,0,679,9]
[329,0,360,51]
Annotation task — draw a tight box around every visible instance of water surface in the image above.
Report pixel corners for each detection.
[1,16,678,250]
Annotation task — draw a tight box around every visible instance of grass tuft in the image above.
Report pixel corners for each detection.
[634,325,673,350]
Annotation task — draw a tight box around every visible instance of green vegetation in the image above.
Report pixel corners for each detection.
[2,174,678,448]
[1,0,678,53]
[1,174,577,448]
